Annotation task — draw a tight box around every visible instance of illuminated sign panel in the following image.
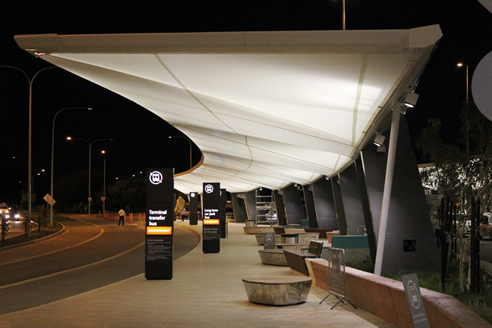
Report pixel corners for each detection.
[145,168,174,280]
[146,226,173,235]
[203,219,220,225]
[202,182,220,253]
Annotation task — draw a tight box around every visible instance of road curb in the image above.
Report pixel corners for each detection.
[0,223,66,252]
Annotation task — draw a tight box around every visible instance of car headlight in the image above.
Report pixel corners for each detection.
[14,213,20,219]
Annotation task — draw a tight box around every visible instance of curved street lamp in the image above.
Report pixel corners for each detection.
[50,107,92,226]
[0,65,58,237]
[101,150,107,215]
[67,137,113,215]
[457,62,470,156]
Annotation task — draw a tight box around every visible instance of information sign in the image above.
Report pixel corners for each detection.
[402,273,430,328]
[202,182,220,253]
[263,232,275,249]
[145,168,174,280]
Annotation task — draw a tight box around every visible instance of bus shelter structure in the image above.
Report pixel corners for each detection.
[15,25,442,275]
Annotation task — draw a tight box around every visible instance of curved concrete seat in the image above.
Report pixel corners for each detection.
[258,249,288,266]
[243,226,274,235]
[255,233,319,245]
[242,276,312,306]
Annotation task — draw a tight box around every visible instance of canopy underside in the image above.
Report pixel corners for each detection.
[15,26,442,193]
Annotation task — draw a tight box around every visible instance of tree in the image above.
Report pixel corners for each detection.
[106,175,146,213]
[417,101,492,211]
[417,101,492,292]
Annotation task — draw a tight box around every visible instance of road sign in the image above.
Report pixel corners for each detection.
[43,194,56,206]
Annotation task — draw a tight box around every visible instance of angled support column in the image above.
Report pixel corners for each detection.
[282,184,305,226]
[273,190,287,226]
[331,175,347,235]
[303,184,318,228]
[312,177,339,230]
[374,107,400,276]
[355,157,377,264]
[339,163,366,235]
[231,193,248,223]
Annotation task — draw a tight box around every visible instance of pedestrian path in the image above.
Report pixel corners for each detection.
[0,222,395,327]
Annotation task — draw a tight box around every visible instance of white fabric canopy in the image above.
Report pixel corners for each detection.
[16,26,442,194]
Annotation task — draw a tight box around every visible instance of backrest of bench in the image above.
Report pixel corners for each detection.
[273,226,286,234]
[308,240,324,257]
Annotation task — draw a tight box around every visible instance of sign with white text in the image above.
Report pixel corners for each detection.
[145,168,174,280]
[402,273,430,328]
[202,182,220,253]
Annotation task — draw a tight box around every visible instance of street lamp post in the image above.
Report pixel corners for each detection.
[458,62,470,156]
[169,136,192,170]
[0,65,58,237]
[50,107,92,226]
[101,150,107,215]
[343,0,346,30]
[67,137,113,215]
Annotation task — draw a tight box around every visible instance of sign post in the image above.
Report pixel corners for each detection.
[402,273,430,328]
[145,168,174,280]
[220,188,227,238]
[202,182,220,253]
[263,232,275,249]
[189,192,198,225]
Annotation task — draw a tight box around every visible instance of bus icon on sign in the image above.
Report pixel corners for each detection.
[149,171,163,185]
[204,184,214,193]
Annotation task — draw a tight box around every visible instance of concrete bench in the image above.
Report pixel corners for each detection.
[325,231,340,243]
[242,276,312,306]
[273,226,285,234]
[258,249,288,266]
[304,228,333,239]
[255,232,319,245]
[283,240,324,276]
[243,226,274,235]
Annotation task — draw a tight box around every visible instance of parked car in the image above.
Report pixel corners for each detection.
[0,203,10,219]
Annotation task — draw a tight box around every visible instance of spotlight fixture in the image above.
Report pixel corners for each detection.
[404,92,419,108]
[373,132,386,147]
[377,144,387,155]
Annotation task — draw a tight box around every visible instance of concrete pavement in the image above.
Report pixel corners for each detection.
[0,221,395,327]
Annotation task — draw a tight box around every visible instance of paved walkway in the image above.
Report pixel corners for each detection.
[0,222,394,328]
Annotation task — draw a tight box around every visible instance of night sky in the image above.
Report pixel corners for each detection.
[0,0,490,204]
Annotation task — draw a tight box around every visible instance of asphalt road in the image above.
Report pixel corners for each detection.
[0,215,200,314]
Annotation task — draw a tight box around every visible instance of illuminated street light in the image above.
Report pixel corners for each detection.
[50,107,92,226]
[458,62,470,156]
[457,62,469,102]
[0,64,58,237]
[101,150,107,215]
[67,137,113,215]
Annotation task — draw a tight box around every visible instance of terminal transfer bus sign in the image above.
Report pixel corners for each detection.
[145,168,174,280]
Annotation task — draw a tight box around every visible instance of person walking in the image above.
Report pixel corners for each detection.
[118,208,126,226]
